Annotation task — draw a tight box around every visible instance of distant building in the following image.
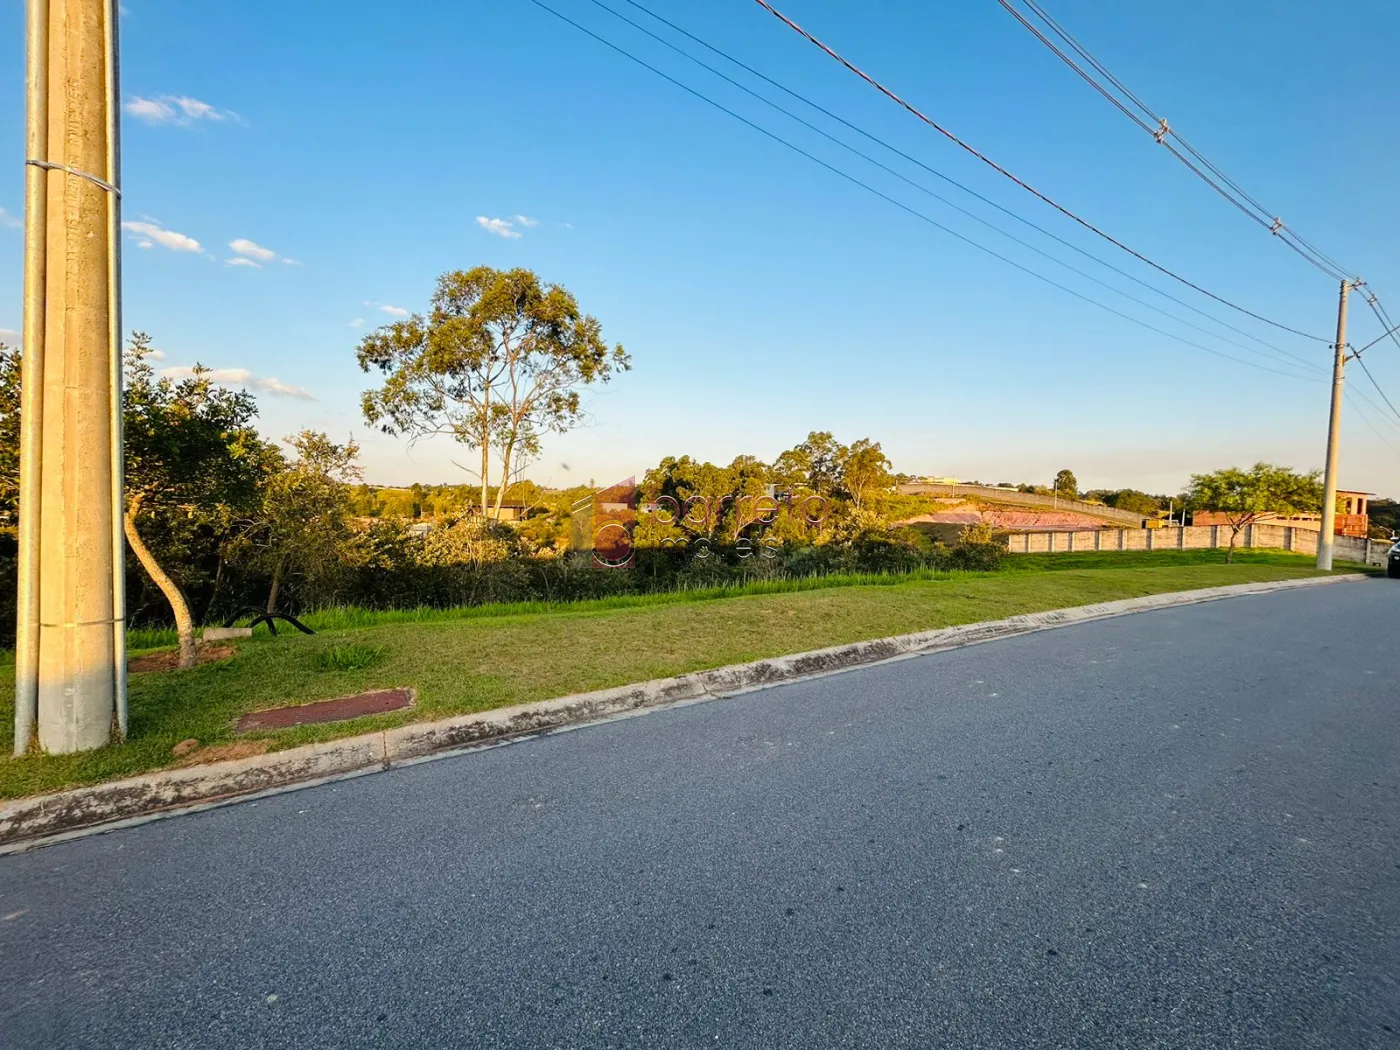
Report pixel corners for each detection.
[1191,489,1372,538]
[461,502,529,523]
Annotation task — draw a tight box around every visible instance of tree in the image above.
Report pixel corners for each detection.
[1186,463,1322,563]
[840,439,893,511]
[123,333,275,667]
[773,431,846,495]
[257,431,362,613]
[1054,469,1078,501]
[0,341,21,528]
[1103,489,1161,517]
[357,266,629,519]
[1369,498,1400,538]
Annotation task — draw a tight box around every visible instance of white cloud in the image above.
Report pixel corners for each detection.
[124,97,175,122]
[229,237,277,262]
[0,208,21,230]
[0,328,18,344]
[147,348,166,360]
[226,257,260,268]
[161,365,314,400]
[476,216,522,239]
[347,318,365,328]
[514,214,540,228]
[253,376,316,399]
[363,301,411,318]
[281,258,302,266]
[124,94,238,126]
[121,219,202,253]
[137,239,154,249]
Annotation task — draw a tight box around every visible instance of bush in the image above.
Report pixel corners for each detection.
[945,523,1006,572]
[0,521,1008,642]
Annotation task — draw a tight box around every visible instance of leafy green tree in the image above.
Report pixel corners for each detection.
[1187,463,1322,563]
[257,431,362,613]
[773,431,846,495]
[357,266,629,520]
[1368,497,1399,538]
[1054,469,1078,501]
[0,341,21,529]
[840,439,893,511]
[378,489,419,519]
[123,333,275,667]
[1104,489,1161,516]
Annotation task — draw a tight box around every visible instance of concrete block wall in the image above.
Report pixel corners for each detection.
[1005,524,1387,566]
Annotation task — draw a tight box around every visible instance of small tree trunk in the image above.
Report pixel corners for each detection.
[266,556,286,614]
[1226,527,1239,564]
[124,499,198,669]
[480,380,492,518]
[202,547,227,626]
[493,440,516,521]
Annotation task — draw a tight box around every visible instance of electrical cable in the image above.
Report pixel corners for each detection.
[1346,391,1400,453]
[602,0,1325,371]
[750,0,1334,341]
[1352,352,1400,427]
[527,0,1321,381]
[1364,294,1400,357]
[582,0,1323,375]
[1005,0,1356,282]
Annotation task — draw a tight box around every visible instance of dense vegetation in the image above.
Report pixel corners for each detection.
[0,335,1002,653]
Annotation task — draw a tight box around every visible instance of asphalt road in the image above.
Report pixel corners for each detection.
[2,582,1398,1049]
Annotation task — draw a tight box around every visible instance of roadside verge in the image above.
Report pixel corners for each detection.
[0,573,1367,851]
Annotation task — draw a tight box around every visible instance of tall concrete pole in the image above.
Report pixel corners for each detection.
[15,0,126,754]
[1316,278,1350,572]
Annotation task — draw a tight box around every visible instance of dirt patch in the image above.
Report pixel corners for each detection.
[235,688,416,735]
[129,644,235,674]
[169,739,273,768]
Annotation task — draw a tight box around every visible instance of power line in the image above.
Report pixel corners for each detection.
[1348,292,1400,427]
[1352,352,1400,426]
[1363,292,1400,357]
[1353,317,1400,358]
[526,0,1320,381]
[1346,391,1400,453]
[597,0,1325,373]
[1002,0,1355,283]
[1018,0,1358,283]
[749,0,1333,341]
[581,0,1323,376]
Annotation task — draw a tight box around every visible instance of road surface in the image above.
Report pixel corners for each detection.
[2,581,1398,1048]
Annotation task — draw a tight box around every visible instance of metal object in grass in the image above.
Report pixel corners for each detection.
[222,607,316,637]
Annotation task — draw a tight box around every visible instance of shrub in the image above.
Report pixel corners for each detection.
[945,522,1006,572]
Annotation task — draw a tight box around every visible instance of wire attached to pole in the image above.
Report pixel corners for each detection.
[750,0,1333,341]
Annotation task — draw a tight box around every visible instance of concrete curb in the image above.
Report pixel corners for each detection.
[0,573,1368,851]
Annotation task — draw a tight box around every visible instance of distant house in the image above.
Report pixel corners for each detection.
[461,502,529,523]
[1191,489,1373,538]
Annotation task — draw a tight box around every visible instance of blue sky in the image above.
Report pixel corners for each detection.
[2,0,1398,495]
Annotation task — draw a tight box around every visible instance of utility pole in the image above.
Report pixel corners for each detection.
[15,0,127,755]
[1316,278,1351,571]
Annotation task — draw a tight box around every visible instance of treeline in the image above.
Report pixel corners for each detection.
[0,340,1000,661]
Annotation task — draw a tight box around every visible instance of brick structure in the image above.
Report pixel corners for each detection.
[1191,489,1372,539]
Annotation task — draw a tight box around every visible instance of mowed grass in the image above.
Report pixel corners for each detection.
[0,549,1369,799]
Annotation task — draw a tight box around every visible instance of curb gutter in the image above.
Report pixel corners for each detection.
[0,573,1368,851]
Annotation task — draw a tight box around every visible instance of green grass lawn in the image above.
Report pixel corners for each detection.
[0,549,1369,799]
